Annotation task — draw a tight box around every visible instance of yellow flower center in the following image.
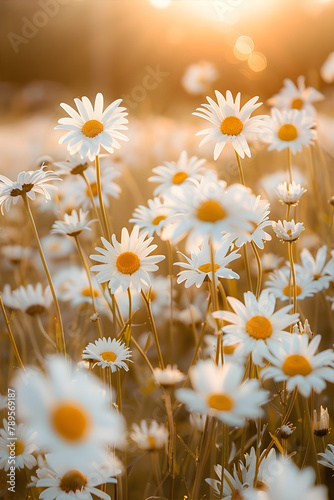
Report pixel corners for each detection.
[291,98,303,110]
[81,119,103,138]
[147,436,156,449]
[81,287,100,297]
[313,274,321,281]
[116,251,140,274]
[278,124,298,142]
[207,393,234,411]
[283,284,302,297]
[152,215,166,225]
[197,200,226,223]
[254,480,268,491]
[86,182,98,197]
[101,351,117,362]
[223,343,238,355]
[246,315,273,340]
[282,354,312,376]
[220,116,244,136]
[15,440,25,455]
[60,470,87,493]
[172,171,188,184]
[198,263,220,273]
[231,490,245,500]
[51,401,91,442]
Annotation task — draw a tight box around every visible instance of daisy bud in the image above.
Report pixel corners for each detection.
[313,406,330,437]
[153,365,185,388]
[278,422,296,440]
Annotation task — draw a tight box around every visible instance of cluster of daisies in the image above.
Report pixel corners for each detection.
[0,77,334,500]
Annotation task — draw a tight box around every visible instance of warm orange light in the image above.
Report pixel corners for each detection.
[248,52,267,72]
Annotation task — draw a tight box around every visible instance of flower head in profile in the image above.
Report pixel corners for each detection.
[193,90,267,159]
[265,108,316,154]
[82,337,133,372]
[13,283,52,316]
[233,195,272,249]
[0,167,61,214]
[268,76,324,116]
[130,420,168,452]
[153,365,185,388]
[313,406,330,437]
[176,359,268,426]
[275,181,307,206]
[90,226,165,293]
[318,444,334,471]
[272,219,304,242]
[51,209,96,237]
[261,333,334,397]
[294,245,332,292]
[55,93,128,161]
[54,153,90,176]
[213,290,299,366]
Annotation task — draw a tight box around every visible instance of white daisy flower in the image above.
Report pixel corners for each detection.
[193,90,267,160]
[35,453,122,500]
[213,290,299,366]
[181,61,218,95]
[0,284,20,310]
[268,76,324,116]
[41,235,74,260]
[265,267,321,302]
[130,420,168,451]
[176,359,268,426]
[318,444,334,471]
[55,93,128,161]
[166,171,258,247]
[51,209,96,237]
[54,153,91,176]
[294,245,332,292]
[60,267,106,311]
[272,219,304,242]
[14,356,125,467]
[175,234,241,288]
[90,226,165,293]
[321,51,334,83]
[233,195,272,249]
[313,406,330,437]
[0,419,38,471]
[153,365,185,387]
[265,108,316,155]
[148,150,206,197]
[0,167,61,214]
[275,181,307,206]
[82,337,132,372]
[244,458,328,500]
[1,244,33,266]
[130,197,172,237]
[13,283,52,316]
[261,333,334,397]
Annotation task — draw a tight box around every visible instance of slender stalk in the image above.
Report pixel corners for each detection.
[303,397,321,484]
[242,245,253,293]
[235,152,245,186]
[164,390,176,480]
[22,193,66,354]
[192,417,215,499]
[35,315,57,348]
[219,423,230,497]
[74,236,103,339]
[287,242,298,314]
[151,451,163,498]
[95,155,111,241]
[141,289,165,369]
[130,336,155,375]
[127,287,132,330]
[287,147,293,183]
[167,240,174,344]
[209,238,223,365]
[250,241,262,299]
[81,171,105,236]
[0,297,25,371]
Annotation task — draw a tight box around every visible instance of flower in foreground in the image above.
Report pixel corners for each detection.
[0,419,37,471]
[90,226,165,293]
[82,337,133,372]
[176,359,268,426]
[194,90,267,160]
[51,209,96,237]
[130,420,168,452]
[213,290,299,366]
[14,356,125,467]
[55,93,128,161]
[0,167,61,214]
[261,333,334,397]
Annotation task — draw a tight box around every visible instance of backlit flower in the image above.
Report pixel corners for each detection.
[82,337,133,372]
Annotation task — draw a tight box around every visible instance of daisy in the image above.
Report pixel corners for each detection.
[0,284,20,310]
[148,150,206,196]
[41,235,74,260]
[313,406,330,437]
[318,444,334,471]
[213,290,299,366]
[265,108,316,155]
[13,283,52,316]
[35,453,122,500]
[272,219,304,242]
[130,197,172,237]
[233,195,272,249]
[1,244,33,266]
[130,420,168,451]
[54,153,91,176]
[14,356,125,467]
[55,93,128,161]
[175,235,241,288]
[294,245,332,292]
[181,61,218,95]
[60,267,106,311]
[90,226,165,293]
[265,267,321,302]
[176,359,268,426]
[153,365,185,387]
[0,166,61,214]
[261,333,334,397]
[275,181,307,206]
[268,76,324,116]
[166,171,258,247]
[82,337,132,372]
[321,51,334,83]
[0,419,38,471]
[193,90,267,160]
[51,209,96,237]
